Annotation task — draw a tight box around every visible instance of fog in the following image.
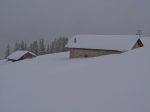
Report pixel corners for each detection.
[0,0,150,58]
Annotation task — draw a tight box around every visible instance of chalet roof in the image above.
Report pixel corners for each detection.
[7,51,36,60]
[66,35,141,51]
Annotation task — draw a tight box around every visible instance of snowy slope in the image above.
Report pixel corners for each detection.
[0,59,7,65]
[0,44,150,112]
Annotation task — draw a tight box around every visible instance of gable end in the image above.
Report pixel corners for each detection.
[132,39,144,49]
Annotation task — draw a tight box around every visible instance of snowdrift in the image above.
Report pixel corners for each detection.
[0,43,150,112]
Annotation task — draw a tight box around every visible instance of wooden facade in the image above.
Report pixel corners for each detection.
[132,39,144,49]
[69,48,121,58]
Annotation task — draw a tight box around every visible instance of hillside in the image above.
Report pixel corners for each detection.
[0,40,150,112]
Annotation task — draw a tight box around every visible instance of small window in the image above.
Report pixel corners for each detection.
[137,39,144,47]
[74,38,77,43]
[84,54,88,57]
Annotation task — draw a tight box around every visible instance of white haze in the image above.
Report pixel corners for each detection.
[0,0,150,58]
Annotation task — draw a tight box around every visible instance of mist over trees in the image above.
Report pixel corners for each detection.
[50,37,68,53]
[4,37,68,58]
[4,44,10,58]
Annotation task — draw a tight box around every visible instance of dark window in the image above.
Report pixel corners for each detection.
[137,39,144,47]
[74,38,77,43]
[84,54,88,57]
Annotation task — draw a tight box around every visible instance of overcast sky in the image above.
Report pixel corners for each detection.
[0,0,150,58]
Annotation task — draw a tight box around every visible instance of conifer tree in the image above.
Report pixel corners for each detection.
[39,38,45,55]
[14,42,20,51]
[32,41,39,55]
[46,44,51,54]
[5,44,10,58]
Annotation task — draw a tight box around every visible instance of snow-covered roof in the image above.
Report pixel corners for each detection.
[7,51,36,60]
[66,35,140,51]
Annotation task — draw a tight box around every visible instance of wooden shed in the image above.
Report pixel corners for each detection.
[7,51,36,62]
[65,35,143,58]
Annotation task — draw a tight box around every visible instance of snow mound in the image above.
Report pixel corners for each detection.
[0,45,150,112]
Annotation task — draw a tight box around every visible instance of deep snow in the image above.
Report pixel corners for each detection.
[0,41,150,112]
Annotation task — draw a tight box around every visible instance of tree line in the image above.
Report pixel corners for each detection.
[5,37,68,58]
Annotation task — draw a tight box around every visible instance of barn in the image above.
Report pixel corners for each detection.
[65,35,144,58]
[7,51,36,62]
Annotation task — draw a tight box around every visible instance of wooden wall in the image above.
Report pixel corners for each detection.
[69,48,122,58]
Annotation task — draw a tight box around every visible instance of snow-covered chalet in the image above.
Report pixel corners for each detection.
[7,50,36,62]
[65,35,144,58]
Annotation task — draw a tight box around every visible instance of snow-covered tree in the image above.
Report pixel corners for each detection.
[14,42,20,51]
[39,38,46,55]
[32,41,39,55]
[50,37,68,53]
[46,44,51,54]
[5,44,10,58]
[20,40,27,50]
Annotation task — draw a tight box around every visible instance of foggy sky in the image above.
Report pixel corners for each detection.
[0,0,150,58]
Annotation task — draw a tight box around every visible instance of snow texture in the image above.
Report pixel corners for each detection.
[66,35,140,51]
[141,37,150,47]
[0,38,150,112]
[7,50,36,60]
